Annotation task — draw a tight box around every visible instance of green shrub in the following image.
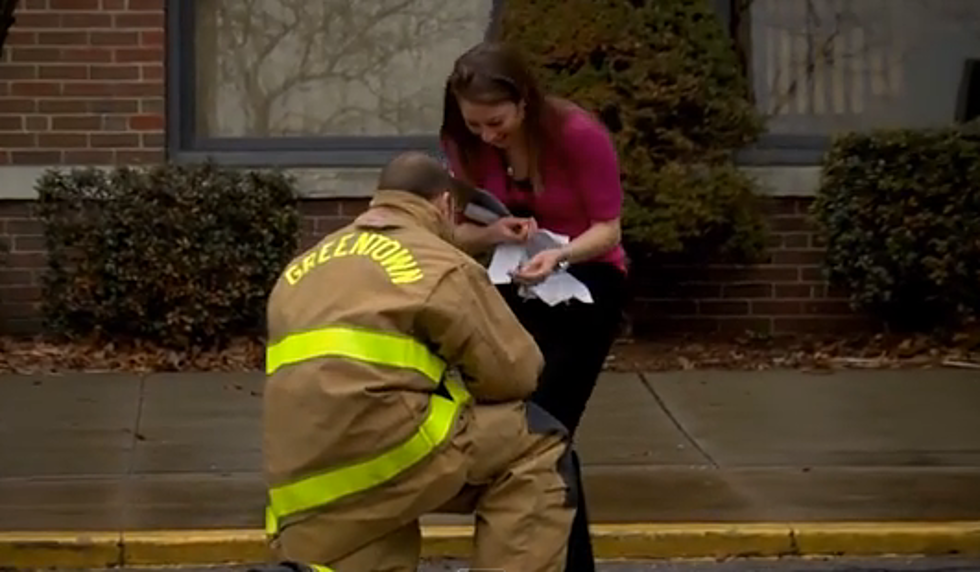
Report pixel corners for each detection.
[36,163,300,349]
[811,126,980,331]
[501,0,767,262]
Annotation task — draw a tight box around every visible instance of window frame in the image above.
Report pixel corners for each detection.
[165,0,504,167]
[724,0,980,166]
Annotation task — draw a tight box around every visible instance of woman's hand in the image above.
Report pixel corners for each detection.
[512,248,566,285]
[487,216,537,244]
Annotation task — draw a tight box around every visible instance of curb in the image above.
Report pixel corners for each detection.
[2,522,979,568]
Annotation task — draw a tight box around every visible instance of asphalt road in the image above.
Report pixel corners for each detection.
[17,558,980,572]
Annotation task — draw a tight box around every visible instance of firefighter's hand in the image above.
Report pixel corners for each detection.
[512,248,565,285]
[488,216,536,244]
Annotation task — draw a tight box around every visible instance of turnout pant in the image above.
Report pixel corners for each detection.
[271,401,577,572]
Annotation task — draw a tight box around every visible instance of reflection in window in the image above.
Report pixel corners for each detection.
[745,0,980,135]
[194,0,494,138]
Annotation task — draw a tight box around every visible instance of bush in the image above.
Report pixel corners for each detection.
[811,126,980,331]
[36,163,300,349]
[501,0,767,262]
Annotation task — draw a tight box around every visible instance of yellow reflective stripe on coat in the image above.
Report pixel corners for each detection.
[266,374,470,536]
[266,325,446,383]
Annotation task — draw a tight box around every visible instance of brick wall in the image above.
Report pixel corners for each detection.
[0,195,876,337]
[0,0,164,166]
[627,197,873,336]
[0,0,876,338]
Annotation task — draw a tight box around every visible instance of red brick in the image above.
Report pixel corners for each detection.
[0,116,24,130]
[2,252,47,269]
[139,97,163,114]
[91,99,139,113]
[38,65,88,80]
[2,133,38,147]
[764,199,799,216]
[10,81,61,97]
[141,64,163,80]
[748,267,800,282]
[0,151,9,164]
[801,267,825,281]
[114,13,163,28]
[91,133,139,148]
[0,286,41,303]
[13,236,46,252]
[699,301,749,316]
[39,133,89,147]
[751,301,803,315]
[129,114,163,131]
[0,270,35,286]
[90,65,140,80]
[0,65,39,80]
[64,150,114,163]
[337,199,370,216]
[26,116,49,130]
[115,149,163,163]
[39,99,88,113]
[103,0,126,8]
[804,301,854,315]
[722,283,773,299]
[24,0,48,8]
[114,47,162,62]
[128,0,162,9]
[0,98,37,113]
[780,233,810,248]
[140,30,164,46]
[38,31,89,45]
[141,132,164,147]
[61,48,113,63]
[11,47,62,62]
[51,0,100,9]
[5,219,44,234]
[775,284,812,298]
[300,200,340,217]
[61,13,113,28]
[313,217,348,235]
[13,13,61,28]
[52,115,102,130]
[770,216,814,232]
[4,31,37,45]
[91,31,140,46]
[12,150,61,163]
[772,250,825,265]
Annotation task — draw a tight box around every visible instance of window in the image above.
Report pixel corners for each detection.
[167,0,499,166]
[732,0,980,164]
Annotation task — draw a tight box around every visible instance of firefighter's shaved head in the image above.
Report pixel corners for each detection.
[377,151,474,204]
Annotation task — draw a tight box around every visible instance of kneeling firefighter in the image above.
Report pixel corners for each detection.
[261,151,577,572]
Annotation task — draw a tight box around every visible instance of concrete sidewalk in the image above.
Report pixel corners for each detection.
[1,369,980,565]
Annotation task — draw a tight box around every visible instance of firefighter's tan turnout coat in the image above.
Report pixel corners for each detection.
[263,189,576,572]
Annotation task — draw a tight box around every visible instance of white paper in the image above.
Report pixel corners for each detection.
[486,229,594,306]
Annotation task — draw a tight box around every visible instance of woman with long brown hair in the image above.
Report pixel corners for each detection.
[440,41,628,571]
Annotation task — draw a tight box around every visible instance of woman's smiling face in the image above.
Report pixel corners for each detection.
[458,97,525,149]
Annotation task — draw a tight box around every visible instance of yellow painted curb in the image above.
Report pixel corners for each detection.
[1,522,978,567]
[123,530,272,566]
[0,531,121,569]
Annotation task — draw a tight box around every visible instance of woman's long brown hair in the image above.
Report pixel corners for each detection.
[440,42,567,194]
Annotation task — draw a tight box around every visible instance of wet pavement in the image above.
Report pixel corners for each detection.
[1,369,980,530]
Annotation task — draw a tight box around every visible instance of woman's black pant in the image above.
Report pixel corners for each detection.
[498,261,627,572]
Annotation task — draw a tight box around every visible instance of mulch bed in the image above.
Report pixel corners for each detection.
[2,330,980,375]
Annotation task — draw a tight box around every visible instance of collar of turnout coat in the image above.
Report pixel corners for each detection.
[357,189,455,244]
